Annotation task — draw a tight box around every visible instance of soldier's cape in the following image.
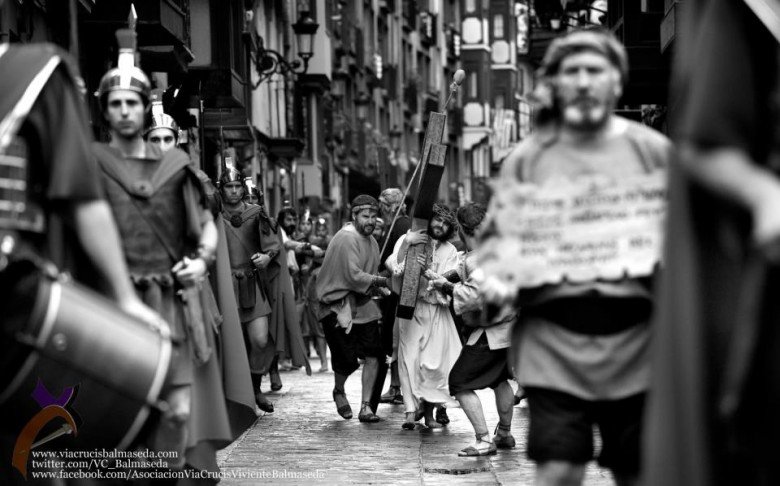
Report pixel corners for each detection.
[211,214,256,436]
[253,226,312,376]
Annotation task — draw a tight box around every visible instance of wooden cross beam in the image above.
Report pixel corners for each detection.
[396,112,448,320]
[394,70,464,320]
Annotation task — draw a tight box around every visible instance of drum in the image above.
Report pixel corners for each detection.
[0,260,171,451]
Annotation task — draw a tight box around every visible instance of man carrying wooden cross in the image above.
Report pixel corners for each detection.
[387,203,462,430]
[483,28,671,486]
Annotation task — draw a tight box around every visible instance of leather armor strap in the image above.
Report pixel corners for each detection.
[0,50,61,155]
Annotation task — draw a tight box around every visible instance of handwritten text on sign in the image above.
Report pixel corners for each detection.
[478,173,666,289]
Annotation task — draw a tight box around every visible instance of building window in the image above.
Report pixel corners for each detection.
[518,99,532,138]
[495,93,505,110]
[230,1,246,78]
[516,2,529,54]
[493,15,504,39]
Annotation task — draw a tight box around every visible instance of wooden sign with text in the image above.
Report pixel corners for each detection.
[478,173,667,291]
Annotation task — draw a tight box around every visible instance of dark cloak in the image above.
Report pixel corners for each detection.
[642,1,780,485]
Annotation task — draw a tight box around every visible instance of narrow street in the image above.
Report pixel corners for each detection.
[217,358,613,485]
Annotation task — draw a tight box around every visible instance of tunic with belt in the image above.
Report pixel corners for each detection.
[93,142,233,473]
[221,203,273,323]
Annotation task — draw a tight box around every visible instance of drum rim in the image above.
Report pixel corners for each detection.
[2,278,173,452]
[0,276,61,404]
[116,328,171,450]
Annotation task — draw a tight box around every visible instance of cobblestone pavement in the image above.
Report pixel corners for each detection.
[217,358,614,485]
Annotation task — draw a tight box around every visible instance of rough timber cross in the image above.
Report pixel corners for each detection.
[396,70,465,320]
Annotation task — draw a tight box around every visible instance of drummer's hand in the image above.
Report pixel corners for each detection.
[172,257,207,286]
[118,297,166,333]
[405,229,428,246]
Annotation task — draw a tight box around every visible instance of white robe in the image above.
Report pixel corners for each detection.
[389,234,462,412]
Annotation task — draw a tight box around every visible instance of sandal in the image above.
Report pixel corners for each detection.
[458,437,497,457]
[493,424,515,449]
[358,402,381,423]
[332,388,352,419]
[435,407,450,426]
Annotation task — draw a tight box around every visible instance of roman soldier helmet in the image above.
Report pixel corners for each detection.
[97,5,151,110]
[219,156,243,186]
[145,91,179,139]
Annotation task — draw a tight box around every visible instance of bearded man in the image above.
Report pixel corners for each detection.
[387,203,462,430]
[316,195,390,422]
[491,28,670,485]
[429,203,516,456]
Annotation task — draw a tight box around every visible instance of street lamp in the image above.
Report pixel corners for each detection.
[293,11,319,62]
[355,92,371,121]
[244,9,320,87]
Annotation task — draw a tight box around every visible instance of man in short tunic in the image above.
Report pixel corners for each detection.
[493,28,670,485]
[316,195,390,423]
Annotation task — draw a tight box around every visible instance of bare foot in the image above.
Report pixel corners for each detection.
[424,419,443,429]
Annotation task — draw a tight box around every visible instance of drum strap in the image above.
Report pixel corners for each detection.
[743,0,780,43]
[0,51,61,155]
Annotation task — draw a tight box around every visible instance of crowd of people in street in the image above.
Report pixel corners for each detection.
[2,0,780,484]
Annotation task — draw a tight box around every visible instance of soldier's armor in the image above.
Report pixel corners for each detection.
[222,205,264,270]
[221,204,277,314]
[102,167,188,276]
[0,44,70,256]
